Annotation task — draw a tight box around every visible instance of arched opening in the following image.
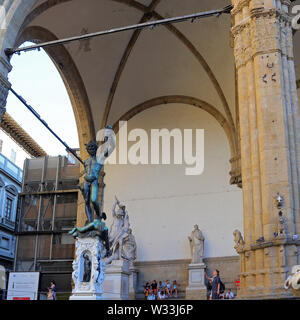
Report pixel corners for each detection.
[104,103,243,292]
[11,26,95,159]
[6,40,80,157]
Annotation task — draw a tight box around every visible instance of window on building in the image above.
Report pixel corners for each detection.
[10,149,16,163]
[4,197,13,220]
[0,139,3,153]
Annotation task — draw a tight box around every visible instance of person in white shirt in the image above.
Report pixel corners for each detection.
[157,289,166,300]
[147,289,156,300]
[225,289,235,299]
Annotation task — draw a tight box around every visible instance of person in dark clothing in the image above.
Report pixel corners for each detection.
[144,282,151,299]
[205,270,221,300]
[151,280,158,295]
[205,273,212,300]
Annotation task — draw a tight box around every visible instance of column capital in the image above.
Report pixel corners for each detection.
[231,6,293,69]
[231,0,292,16]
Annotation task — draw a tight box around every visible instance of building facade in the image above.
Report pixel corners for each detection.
[0,0,299,299]
[14,156,79,296]
[0,152,22,296]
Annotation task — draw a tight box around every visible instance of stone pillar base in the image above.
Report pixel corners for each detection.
[103,260,131,300]
[129,266,138,300]
[185,263,207,300]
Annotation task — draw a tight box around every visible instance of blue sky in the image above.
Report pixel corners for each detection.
[6,42,79,156]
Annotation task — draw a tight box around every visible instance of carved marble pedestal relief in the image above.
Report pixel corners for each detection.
[231,0,300,299]
[69,237,105,300]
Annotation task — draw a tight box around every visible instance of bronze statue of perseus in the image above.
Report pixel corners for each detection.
[80,125,116,223]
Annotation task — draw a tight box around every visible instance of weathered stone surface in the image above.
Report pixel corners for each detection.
[231,0,300,299]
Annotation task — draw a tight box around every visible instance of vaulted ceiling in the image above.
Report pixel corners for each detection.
[14,0,237,145]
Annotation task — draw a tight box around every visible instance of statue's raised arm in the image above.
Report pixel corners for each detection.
[112,196,120,217]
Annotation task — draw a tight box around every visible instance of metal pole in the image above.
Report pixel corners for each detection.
[9,87,84,165]
[5,5,233,56]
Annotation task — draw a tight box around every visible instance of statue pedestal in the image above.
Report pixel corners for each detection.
[103,260,131,300]
[129,266,138,300]
[185,262,207,300]
[69,237,105,300]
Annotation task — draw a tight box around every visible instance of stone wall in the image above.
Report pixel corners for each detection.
[134,256,239,299]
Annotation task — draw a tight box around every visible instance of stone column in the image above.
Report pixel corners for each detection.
[231,0,300,299]
[129,265,139,300]
[0,59,11,122]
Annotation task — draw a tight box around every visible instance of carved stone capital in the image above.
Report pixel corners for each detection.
[229,154,242,187]
[231,7,294,69]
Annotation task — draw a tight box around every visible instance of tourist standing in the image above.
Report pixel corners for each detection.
[47,280,56,300]
[205,270,221,300]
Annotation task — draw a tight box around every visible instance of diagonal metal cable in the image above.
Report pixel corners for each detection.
[9,87,84,164]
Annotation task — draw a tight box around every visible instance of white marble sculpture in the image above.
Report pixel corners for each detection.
[102,197,138,299]
[186,225,206,299]
[188,224,204,263]
[284,265,300,297]
[105,196,130,264]
[69,237,106,300]
[121,228,137,266]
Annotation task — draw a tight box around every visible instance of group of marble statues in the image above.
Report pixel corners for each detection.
[105,197,137,265]
[69,195,137,266]
[68,137,298,299]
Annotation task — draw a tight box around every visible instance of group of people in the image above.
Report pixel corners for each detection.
[205,269,235,300]
[144,280,178,300]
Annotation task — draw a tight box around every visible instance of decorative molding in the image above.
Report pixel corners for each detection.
[5,184,18,196]
[1,112,47,158]
[0,177,4,188]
